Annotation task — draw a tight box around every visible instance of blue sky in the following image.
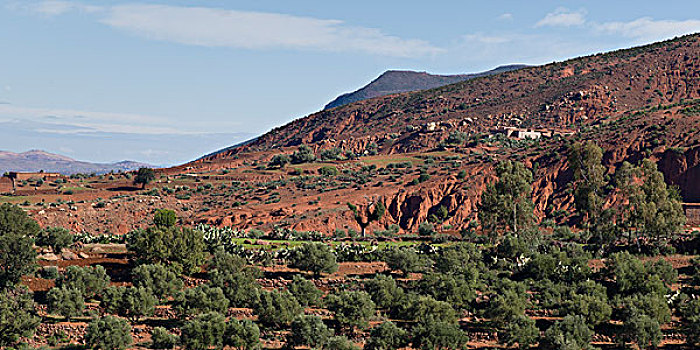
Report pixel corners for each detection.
[1,1,699,165]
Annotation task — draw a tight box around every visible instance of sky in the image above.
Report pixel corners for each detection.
[1,1,699,165]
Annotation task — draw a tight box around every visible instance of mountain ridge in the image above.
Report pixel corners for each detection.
[0,149,154,175]
[323,65,529,110]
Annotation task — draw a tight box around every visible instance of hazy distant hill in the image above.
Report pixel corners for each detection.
[0,150,153,175]
[324,65,528,109]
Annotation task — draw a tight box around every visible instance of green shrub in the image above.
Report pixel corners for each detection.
[289,243,338,277]
[84,315,132,350]
[150,327,178,349]
[254,290,302,328]
[0,204,40,288]
[181,312,226,350]
[224,318,260,350]
[287,315,332,348]
[35,227,73,253]
[47,287,84,320]
[0,287,40,347]
[288,276,322,307]
[56,265,110,299]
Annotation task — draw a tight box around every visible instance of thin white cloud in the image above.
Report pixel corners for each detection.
[595,17,700,41]
[22,2,443,57]
[0,104,194,135]
[463,33,511,44]
[498,13,513,21]
[536,8,587,27]
[12,0,100,16]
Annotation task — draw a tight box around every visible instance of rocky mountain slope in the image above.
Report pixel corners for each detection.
[0,150,153,175]
[324,65,528,110]
[14,34,700,236]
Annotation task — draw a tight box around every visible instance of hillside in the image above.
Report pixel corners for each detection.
[7,34,700,236]
[324,65,528,110]
[0,150,153,175]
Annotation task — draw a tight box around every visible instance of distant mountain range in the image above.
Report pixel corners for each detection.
[324,65,529,109]
[0,150,153,175]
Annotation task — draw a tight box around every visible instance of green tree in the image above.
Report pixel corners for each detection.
[56,265,110,299]
[0,287,40,347]
[561,288,612,327]
[383,247,425,276]
[622,312,661,350]
[290,145,316,164]
[225,319,261,350]
[254,290,302,328]
[392,294,457,323]
[411,318,469,350]
[133,167,156,189]
[628,159,685,240]
[150,327,178,349]
[289,242,338,278]
[327,291,376,333]
[347,201,386,237]
[47,286,84,320]
[418,273,477,310]
[181,311,226,350]
[478,161,534,235]
[365,321,408,350]
[269,154,291,168]
[132,263,183,300]
[364,275,405,310]
[680,298,700,346]
[0,203,39,287]
[288,275,322,307]
[540,315,593,350]
[568,141,606,227]
[287,315,332,349]
[84,315,133,350]
[174,284,229,318]
[108,286,157,321]
[500,315,539,350]
[324,336,360,350]
[153,209,177,228]
[128,224,207,275]
[486,283,529,326]
[604,252,671,297]
[208,249,261,307]
[35,227,73,253]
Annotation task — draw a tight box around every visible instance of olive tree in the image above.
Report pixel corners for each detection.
[365,321,408,350]
[0,287,40,347]
[500,315,539,350]
[181,312,226,350]
[326,291,376,333]
[132,263,183,300]
[47,286,84,320]
[288,275,322,307]
[173,284,229,318]
[411,318,469,350]
[254,290,302,328]
[35,227,73,253]
[56,265,110,299]
[478,161,534,235]
[540,315,593,350]
[287,315,332,349]
[0,203,40,287]
[289,242,338,277]
[84,315,133,350]
[128,224,207,276]
[151,327,178,349]
[208,249,261,308]
[225,318,261,350]
[133,167,156,189]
